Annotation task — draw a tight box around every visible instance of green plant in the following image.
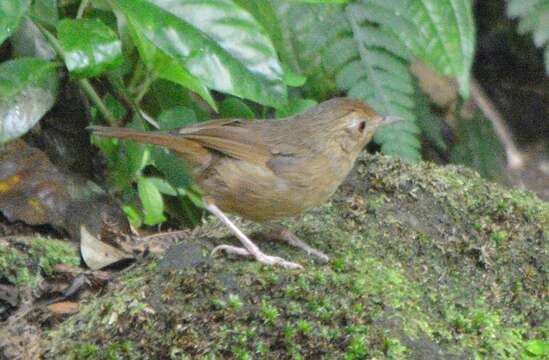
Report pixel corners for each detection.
[0,0,475,227]
[506,0,549,74]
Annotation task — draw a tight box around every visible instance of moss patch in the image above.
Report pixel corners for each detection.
[0,237,80,288]
[43,155,548,359]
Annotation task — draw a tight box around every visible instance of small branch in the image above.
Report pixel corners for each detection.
[79,79,119,125]
[471,79,524,169]
[76,0,90,19]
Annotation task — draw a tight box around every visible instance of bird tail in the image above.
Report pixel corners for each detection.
[87,125,210,164]
[87,125,173,147]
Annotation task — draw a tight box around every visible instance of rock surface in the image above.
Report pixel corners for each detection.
[43,154,549,359]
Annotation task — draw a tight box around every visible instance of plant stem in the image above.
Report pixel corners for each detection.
[135,73,155,105]
[76,0,90,19]
[79,79,119,125]
[128,61,145,92]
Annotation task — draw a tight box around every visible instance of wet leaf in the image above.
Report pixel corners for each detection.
[115,0,287,108]
[57,18,123,78]
[0,58,58,143]
[0,0,29,46]
[10,18,56,60]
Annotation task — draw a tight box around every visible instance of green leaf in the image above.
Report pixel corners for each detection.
[10,18,56,60]
[114,0,288,108]
[415,89,447,151]
[341,3,420,160]
[151,80,211,120]
[30,0,58,27]
[100,115,149,189]
[274,3,339,98]
[146,177,178,196]
[0,0,29,46]
[125,19,216,110]
[0,58,58,143]
[158,106,197,130]
[276,98,317,118]
[282,70,307,87]
[137,177,166,225]
[524,339,549,356]
[450,110,505,181]
[122,204,143,228]
[399,0,476,97]
[151,147,192,190]
[295,0,349,3]
[219,98,255,119]
[57,19,123,78]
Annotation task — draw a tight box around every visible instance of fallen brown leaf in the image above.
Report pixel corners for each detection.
[46,301,79,315]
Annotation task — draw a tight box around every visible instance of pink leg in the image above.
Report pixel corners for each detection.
[263,225,329,263]
[205,200,303,270]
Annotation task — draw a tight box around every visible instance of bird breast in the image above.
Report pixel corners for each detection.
[198,150,355,222]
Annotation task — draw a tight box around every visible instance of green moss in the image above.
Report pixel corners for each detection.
[0,237,79,287]
[43,155,549,359]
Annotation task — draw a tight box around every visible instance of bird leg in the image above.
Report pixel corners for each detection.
[205,200,303,269]
[262,224,330,263]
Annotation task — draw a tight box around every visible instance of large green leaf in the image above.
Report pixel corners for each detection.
[114,0,288,108]
[0,58,58,143]
[399,0,476,97]
[0,0,29,46]
[57,19,123,78]
[125,20,216,110]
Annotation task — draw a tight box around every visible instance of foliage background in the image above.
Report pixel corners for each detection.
[0,0,547,226]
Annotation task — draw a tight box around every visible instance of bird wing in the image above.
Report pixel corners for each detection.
[173,119,273,166]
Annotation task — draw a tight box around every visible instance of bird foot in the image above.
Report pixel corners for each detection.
[212,245,303,269]
[263,227,330,263]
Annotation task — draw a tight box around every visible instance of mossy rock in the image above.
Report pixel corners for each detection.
[0,237,80,289]
[42,155,549,359]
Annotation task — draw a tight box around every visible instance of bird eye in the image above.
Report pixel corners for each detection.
[358,121,366,133]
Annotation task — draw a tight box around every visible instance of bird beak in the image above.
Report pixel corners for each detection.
[380,115,402,126]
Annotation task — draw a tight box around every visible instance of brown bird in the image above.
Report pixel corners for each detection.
[89,98,399,269]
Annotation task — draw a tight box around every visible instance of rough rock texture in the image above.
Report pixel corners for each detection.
[42,155,548,359]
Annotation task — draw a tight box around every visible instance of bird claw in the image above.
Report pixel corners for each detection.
[211,244,251,257]
[212,244,303,269]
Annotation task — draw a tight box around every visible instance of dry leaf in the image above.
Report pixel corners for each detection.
[80,225,133,270]
[46,301,79,315]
